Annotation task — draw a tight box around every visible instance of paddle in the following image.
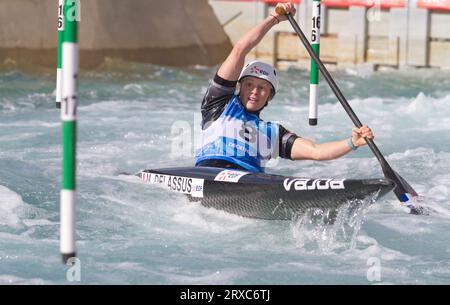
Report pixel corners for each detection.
[276,7,425,215]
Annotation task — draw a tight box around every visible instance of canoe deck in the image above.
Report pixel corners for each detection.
[139,167,395,220]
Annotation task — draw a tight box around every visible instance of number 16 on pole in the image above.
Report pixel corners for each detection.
[309,0,321,126]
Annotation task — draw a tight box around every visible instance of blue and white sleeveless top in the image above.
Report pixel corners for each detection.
[195,95,280,172]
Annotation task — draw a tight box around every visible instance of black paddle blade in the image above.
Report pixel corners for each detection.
[382,167,428,215]
[386,168,418,202]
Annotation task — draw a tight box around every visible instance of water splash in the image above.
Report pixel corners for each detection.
[290,192,379,254]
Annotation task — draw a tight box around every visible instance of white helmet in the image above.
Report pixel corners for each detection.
[238,61,279,95]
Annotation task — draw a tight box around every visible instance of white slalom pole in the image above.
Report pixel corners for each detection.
[60,0,78,263]
[309,0,321,126]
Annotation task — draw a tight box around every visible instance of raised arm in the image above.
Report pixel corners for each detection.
[217,2,296,81]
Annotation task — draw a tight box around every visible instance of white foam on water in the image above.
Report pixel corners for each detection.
[405,92,450,116]
[78,100,149,112]
[0,275,49,285]
[259,229,415,284]
[171,201,253,234]
[163,268,246,285]
[0,120,59,128]
[346,234,413,261]
[423,264,450,277]
[0,184,58,268]
[0,132,43,142]
[0,185,28,229]
[96,261,148,273]
[22,219,55,227]
[123,83,145,95]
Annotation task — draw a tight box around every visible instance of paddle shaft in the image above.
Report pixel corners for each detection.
[284,13,395,172]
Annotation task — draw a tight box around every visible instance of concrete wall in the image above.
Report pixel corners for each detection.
[209,0,450,70]
[0,0,232,68]
[429,10,450,67]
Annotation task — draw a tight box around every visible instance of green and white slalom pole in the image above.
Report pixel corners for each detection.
[60,0,78,263]
[309,0,321,126]
[56,0,64,109]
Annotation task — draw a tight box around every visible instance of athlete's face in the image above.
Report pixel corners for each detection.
[239,77,272,112]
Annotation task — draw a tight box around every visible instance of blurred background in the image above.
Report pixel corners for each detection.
[1,0,449,71]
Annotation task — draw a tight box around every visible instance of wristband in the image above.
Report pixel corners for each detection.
[347,137,358,150]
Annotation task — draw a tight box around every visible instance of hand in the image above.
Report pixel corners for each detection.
[274,2,296,22]
[351,125,374,147]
